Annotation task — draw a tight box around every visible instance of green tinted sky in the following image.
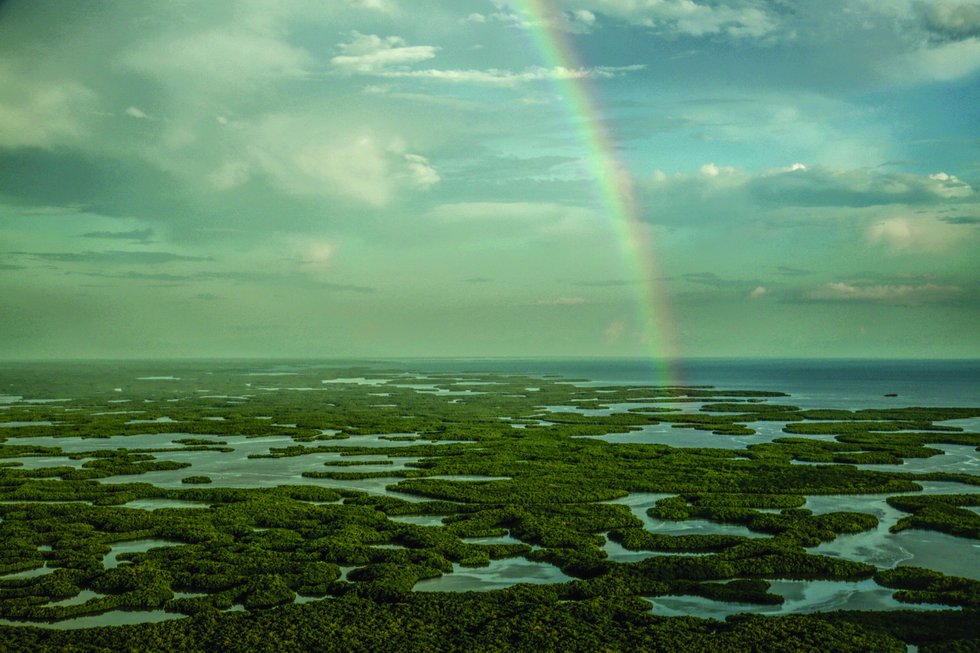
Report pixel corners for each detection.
[1,0,978,360]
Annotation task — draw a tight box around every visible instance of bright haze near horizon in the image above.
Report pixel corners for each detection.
[0,0,978,361]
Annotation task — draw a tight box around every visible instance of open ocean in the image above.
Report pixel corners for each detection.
[373,358,980,409]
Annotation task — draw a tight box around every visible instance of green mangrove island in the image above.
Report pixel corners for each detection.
[0,361,977,651]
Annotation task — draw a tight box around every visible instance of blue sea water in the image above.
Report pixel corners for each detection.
[389,358,980,409]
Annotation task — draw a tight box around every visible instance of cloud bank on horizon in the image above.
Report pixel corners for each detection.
[0,0,977,359]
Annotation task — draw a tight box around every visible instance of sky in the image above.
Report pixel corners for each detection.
[0,0,978,361]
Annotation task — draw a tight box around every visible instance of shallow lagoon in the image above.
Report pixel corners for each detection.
[103,539,180,569]
[854,444,978,475]
[0,609,183,630]
[806,490,980,579]
[575,420,839,450]
[647,579,952,619]
[414,558,571,592]
[602,537,708,563]
[602,492,764,538]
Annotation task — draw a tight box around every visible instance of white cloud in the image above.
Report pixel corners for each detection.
[124,106,151,120]
[402,153,440,189]
[885,36,980,83]
[640,163,979,233]
[330,32,643,86]
[747,286,769,300]
[568,0,780,39]
[477,2,598,32]
[806,282,963,305]
[698,162,737,177]
[123,28,312,88]
[746,166,975,207]
[210,115,439,206]
[374,64,645,87]
[927,171,974,197]
[0,62,95,149]
[916,1,980,40]
[866,215,970,253]
[347,0,398,11]
[573,9,598,26]
[331,32,438,73]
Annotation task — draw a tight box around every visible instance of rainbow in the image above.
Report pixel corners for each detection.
[514,0,680,383]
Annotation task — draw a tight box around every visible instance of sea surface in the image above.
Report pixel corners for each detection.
[391,358,980,408]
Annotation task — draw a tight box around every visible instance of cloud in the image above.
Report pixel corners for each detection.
[535,297,588,305]
[866,216,969,253]
[330,31,643,86]
[318,282,376,293]
[375,64,645,86]
[776,266,813,277]
[640,163,977,226]
[8,250,211,265]
[673,272,778,301]
[466,4,595,33]
[81,271,194,282]
[941,216,980,225]
[124,106,151,120]
[682,272,755,288]
[604,318,626,343]
[451,154,582,182]
[123,27,312,89]
[402,153,440,189]
[699,162,738,177]
[747,167,974,208]
[81,228,155,243]
[884,36,980,83]
[331,32,438,74]
[568,0,781,39]
[427,201,584,222]
[571,9,598,28]
[805,282,964,305]
[14,205,88,217]
[347,0,398,12]
[293,239,337,268]
[221,115,440,206]
[0,62,96,149]
[915,1,980,40]
[569,279,640,287]
[865,1,980,84]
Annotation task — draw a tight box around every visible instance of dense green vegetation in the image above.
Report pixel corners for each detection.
[886,494,980,538]
[0,361,977,651]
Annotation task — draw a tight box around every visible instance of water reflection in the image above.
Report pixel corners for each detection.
[414,558,570,592]
[648,579,954,619]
